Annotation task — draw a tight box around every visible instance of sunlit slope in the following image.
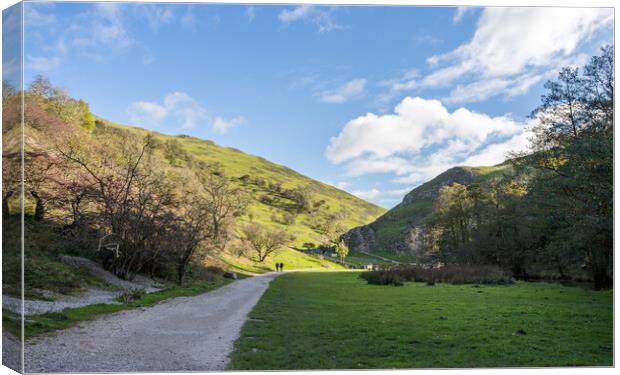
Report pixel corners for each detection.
[100,119,386,271]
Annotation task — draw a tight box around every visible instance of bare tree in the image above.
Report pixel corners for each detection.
[199,169,248,244]
[55,132,165,279]
[240,223,292,262]
[173,170,247,285]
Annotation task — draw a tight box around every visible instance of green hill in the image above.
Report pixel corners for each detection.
[343,163,514,259]
[101,119,385,271]
[25,116,385,274]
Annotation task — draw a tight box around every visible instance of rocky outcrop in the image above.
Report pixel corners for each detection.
[399,225,426,257]
[342,225,377,253]
[344,166,477,255]
[401,167,476,204]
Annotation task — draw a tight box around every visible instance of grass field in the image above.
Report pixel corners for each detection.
[229,272,613,369]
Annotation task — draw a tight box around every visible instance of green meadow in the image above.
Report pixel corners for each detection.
[229,272,613,369]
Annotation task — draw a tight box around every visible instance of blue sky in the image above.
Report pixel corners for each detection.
[14,2,614,208]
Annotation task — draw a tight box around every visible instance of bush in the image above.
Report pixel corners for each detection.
[360,265,514,286]
[116,288,146,303]
[183,265,223,284]
[359,270,404,286]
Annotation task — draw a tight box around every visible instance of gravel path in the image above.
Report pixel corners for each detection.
[358,250,406,264]
[3,256,165,316]
[2,332,21,372]
[24,272,281,373]
[3,289,121,316]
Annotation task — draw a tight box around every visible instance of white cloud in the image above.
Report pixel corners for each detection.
[319,78,367,104]
[213,116,247,134]
[24,2,134,72]
[278,5,342,32]
[433,8,611,82]
[24,6,56,27]
[382,8,613,104]
[26,55,61,73]
[180,6,197,30]
[127,101,168,125]
[245,6,256,22]
[332,181,349,190]
[24,2,197,72]
[351,189,382,202]
[344,156,416,177]
[414,34,441,46]
[127,93,246,133]
[326,96,530,186]
[74,3,133,49]
[279,5,314,23]
[452,6,475,24]
[127,92,208,129]
[443,78,511,104]
[351,187,413,205]
[388,187,414,196]
[462,130,532,166]
[327,96,520,163]
[141,4,175,31]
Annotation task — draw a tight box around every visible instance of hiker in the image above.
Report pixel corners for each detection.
[275,263,280,272]
[280,262,284,272]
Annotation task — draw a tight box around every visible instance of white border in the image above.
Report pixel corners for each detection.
[0,2,616,375]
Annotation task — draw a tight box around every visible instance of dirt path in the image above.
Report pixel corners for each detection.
[358,250,402,264]
[24,272,282,373]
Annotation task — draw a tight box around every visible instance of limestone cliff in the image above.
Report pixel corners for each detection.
[344,164,512,258]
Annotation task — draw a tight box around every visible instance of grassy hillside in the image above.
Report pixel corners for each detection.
[4,88,385,306]
[80,119,386,272]
[346,162,514,256]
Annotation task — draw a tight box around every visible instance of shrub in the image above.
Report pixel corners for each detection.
[181,265,223,284]
[116,288,146,303]
[360,264,514,286]
[359,270,404,286]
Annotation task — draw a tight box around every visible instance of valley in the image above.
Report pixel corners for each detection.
[1,21,614,372]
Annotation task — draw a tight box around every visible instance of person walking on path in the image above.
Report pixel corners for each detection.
[280,262,284,272]
[275,263,280,272]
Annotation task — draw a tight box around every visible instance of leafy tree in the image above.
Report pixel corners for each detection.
[315,211,347,248]
[518,45,613,289]
[335,240,349,263]
[78,100,96,131]
[29,75,95,131]
[426,46,615,288]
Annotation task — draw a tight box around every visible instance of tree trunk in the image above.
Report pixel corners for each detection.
[30,191,45,221]
[593,271,612,290]
[587,246,612,290]
[177,248,193,285]
[555,255,568,280]
[3,191,14,219]
[177,263,186,286]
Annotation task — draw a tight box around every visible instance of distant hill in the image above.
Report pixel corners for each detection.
[343,163,515,259]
